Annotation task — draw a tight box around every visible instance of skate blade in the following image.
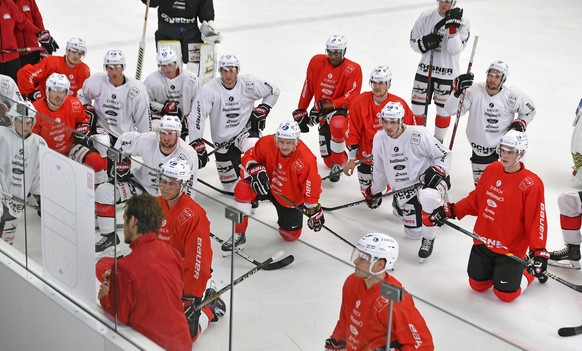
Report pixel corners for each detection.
[548,259,581,270]
[221,245,244,257]
[95,246,124,259]
[419,257,427,264]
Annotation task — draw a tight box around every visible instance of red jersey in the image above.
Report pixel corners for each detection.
[454,161,547,257]
[32,96,88,155]
[298,54,362,110]
[331,274,434,351]
[346,92,415,162]
[13,0,44,57]
[100,232,192,351]
[241,135,322,207]
[158,195,212,297]
[17,55,91,98]
[0,0,40,63]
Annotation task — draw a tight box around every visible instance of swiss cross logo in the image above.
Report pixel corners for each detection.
[177,208,194,224]
[293,159,304,171]
[519,176,534,190]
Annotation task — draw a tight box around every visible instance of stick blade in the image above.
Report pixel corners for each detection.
[558,325,582,337]
[263,255,294,271]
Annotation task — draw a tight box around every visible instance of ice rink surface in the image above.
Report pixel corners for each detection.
[18,0,582,349]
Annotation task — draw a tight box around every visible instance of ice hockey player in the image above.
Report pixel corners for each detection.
[428,131,549,302]
[187,54,280,191]
[13,0,55,66]
[222,120,323,255]
[444,60,536,185]
[364,102,451,262]
[326,233,434,351]
[409,0,471,143]
[0,101,44,245]
[18,37,90,101]
[547,191,582,270]
[0,74,24,127]
[293,34,362,182]
[156,157,225,340]
[144,47,200,137]
[344,65,414,194]
[94,116,198,256]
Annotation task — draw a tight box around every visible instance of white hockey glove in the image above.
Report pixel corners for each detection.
[200,21,223,44]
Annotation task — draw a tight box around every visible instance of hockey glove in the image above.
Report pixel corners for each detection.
[249,103,271,131]
[0,102,9,127]
[247,163,270,196]
[26,90,42,102]
[292,108,310,132]
[162,100,182,118]
[527,249,549,282]
[74,122,93,147]
[83,104,97,131]
[305,203,324,232]
[420,165,446,189]
[427,202,455,227]
[364,187,382,209]
[508,119,526,132]
[182,295,202,338]
[418,33,442,53]
[308,107,323,126]
[452,73,474,97]
[111,157,132,182]
[324,338,346,351]
[317,99,335,115]
[200,20,223,44]
[190,139,209,169]
[36,30,59,54]
[445,8,463,33]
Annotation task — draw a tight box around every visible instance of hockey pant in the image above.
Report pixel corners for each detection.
[0,204,17,245]
[390,186,444,240]
[470,151,499,185]
[68,143,109,186]
[410,73,453,139]
[155,23,202,64]
[95,179,144,235]
[233,180,303,241]
[467,244,534,303]
[357,163,373,195]
[215,132,259,192]
[319,111,348,168]
[557,191,582,245]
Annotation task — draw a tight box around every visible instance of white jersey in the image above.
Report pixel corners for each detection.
[187,74,280,144]
[144,68,200,119]
[114,131,198,198]
[0,126,45,218]
[410,8,471,80]
[78,73,151,138]
[0,74,23,105]
[444,82,536,156]
[371,125,451,203]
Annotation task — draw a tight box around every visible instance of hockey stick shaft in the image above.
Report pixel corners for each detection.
[186,250,284,317]
[449,35,479,150]
[321,181,422,212]
[272,191,355,249]
[135,0,150,80]
[206,128,251,157]
[422,50,435,127]
[0,190,38,211]
[197,178,234,196]
[1,46,44,54]
[444,220,582,293]
[321,154,372,181]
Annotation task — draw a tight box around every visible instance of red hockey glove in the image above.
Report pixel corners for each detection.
[190,138,208,169]
[364,187,382,209]
[509,119,526,132]
[305,203,324,232]
[36,30,59,54]
[162,100,182,117]
[249,103,270,131]
[292,108,310,132]
[426,202,455,227]
[247,163,270,196]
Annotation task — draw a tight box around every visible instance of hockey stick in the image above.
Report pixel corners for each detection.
[1,47,44,54]
[321,154,373,181]
[197,178,234,196]
[0,189,38,211]
[185,250,284,317]
[272,191,355,249]
[558,324,582,337]
[321,181,422,212]
[135,0,150,80]
[449,35,479,150]
[206,128,251,157]
[444,220,582,293]
[209,232,294,270]
[420,18,447,127]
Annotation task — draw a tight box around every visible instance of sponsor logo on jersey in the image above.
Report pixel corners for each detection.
[327,73,333,79]
[226,113,239,119]
[177,208,194,224]
[393,146,399,153]
[12,167,23,175]
[129,87,139,99]
[105,110,118,116]
[245,81,255,94]
[293,159,304,171]
[349,325,359,336]
[508,94,517,108]
[23,5,31,11]
[411,131,421,145]
[393,164,406,171]
[3,14,12,20]
[487,119,499,124]
[322,89,333,95]
[519,176,534,190]
[496,180,502,187]
[486,199,497,208]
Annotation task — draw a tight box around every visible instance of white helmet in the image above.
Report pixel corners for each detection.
[7,100,36,124]
[326,34,348,52]
[157,47,178,66]
[219,54,240,71]
[437,0,457,6]
[66,37,87,55]
[158,115,182,132]
[380,101,405,121]
[159,157,192,187]
[46,73,70,96]
[499,130,528,155]
[487,60,509,81]
[275,120,301,142]
[353,233,399,273]
[370,65,392,84]
[103,49,126,68]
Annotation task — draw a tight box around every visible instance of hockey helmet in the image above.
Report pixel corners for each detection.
[499,130,528,155]
[352,233,399,273]
[275,120,301,143]
[66,37,87,55]
[158,115,182,133]
[45,73,70,96]
[219,54,240,71]
[157,47,178,66]
[103,49,126,69]
[370,65,392,84]
[487,60,509,82]
[159,157,192,195]
[380,101,405,122]
[7,101,36,124]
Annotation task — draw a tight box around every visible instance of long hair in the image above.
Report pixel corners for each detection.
[125,193,164,234]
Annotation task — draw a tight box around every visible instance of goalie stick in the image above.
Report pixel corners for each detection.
[321,154,373,181]
[449,35,479,150]
[558,324,582,337]
[209,232,294,270]
[135,0,150,80]
[185,250,284,318]
[444,220,582,293]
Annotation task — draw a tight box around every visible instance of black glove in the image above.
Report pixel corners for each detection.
[162,100,182,118]
[36,30,59,54]
[26,90,42,102]
[324,338,346,351]
[427,202,455,226]
[247,163,270,196]
[453,73,474,97]
[249,103,270,131]
[83,104,97,132]
[420,165,446,189]
[418,33,442,53]
[74,123,93,147]
[190,139,208,169]
[112,157,132,182]
[292,108,310,132]
[445,8,463,29]
[528,249,549,282]
[182,295,202,338]
[305,203,324,232]
[509,119,526,132]
[364,187,382,209]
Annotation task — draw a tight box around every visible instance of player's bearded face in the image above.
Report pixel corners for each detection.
[486,70,503,91]
[371,81,388,98]
[159,130,179,149]
[326,50,343,67]
[47,89,67,108]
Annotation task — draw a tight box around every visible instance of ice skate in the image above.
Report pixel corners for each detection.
[221,233,246,257]
[549,244,581,270]
[95,232,122,258]
[418,237,435,263]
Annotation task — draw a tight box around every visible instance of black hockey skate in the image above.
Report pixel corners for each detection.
[221,233,246,257]
[329,164,342,183]
[203,285,226,322]
[549,244,581,270]
[418,237,435,263]
[95,232,121,257]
